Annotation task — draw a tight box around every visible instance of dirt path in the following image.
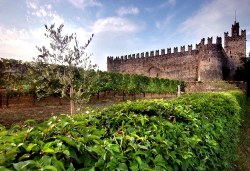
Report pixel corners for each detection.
[233,98,250,170]
[0,94,175,128]
[0,97,119,128]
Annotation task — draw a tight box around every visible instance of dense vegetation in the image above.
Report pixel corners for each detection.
[34,23,98,115]
[235,56,250,97]
[0,58,185,105]
[0,90,246,170]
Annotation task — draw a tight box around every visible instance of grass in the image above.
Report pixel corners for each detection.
[233,98,250,170]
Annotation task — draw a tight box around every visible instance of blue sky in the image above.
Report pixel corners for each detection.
[0,0,249,70]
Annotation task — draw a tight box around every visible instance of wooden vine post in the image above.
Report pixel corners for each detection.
[0,92,2,108]
[177,85,181,97]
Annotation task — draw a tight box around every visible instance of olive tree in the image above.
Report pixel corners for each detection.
[35,24,97,115]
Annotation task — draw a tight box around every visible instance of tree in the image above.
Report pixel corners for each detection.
[235,54,250,97]
[0,58,29,107]
[35,24,97,115]
[241,57,250,97]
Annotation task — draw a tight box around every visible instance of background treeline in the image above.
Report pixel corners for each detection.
[0,58,185,105]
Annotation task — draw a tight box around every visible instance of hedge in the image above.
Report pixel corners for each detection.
[0,90,246,170]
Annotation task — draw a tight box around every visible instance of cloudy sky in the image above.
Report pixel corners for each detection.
[0,0,250,70]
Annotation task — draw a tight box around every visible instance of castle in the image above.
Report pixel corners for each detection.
[107,21,246,81]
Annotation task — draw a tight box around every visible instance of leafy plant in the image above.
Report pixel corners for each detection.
[0,90,245,170]
[35,23,97,115]
[0,58,185,108]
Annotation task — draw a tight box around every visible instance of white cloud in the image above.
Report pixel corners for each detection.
[0,26,46,61]
[177,0,250,55]
[155,14,175,30]
[168,0,176,6]
[26,1,64,25]
[50,14,65,25]
[0,14,143,70]
[87,31,144,70]
[0,27,28,42]
[159,0,176,8]
[1,1,144,71]
[26,0,39,9]
[246,29,250,36]
[0,24,93,62]
[116,6,139,17]
[34,8,47,17]
[179,0,250,40]
[68,0,102,9]
[145,0,176,14]
[92,17,141,34]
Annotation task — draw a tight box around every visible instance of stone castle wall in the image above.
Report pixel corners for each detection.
[224,24,246,68]
[107,49,199,81]
[107,22,246,81]
[108,37,228,81]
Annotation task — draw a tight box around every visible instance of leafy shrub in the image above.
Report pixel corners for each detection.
[0,57,185,100]
[0,91,246,170]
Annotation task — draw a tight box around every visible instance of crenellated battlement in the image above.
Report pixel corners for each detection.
[241,30,246,37]
[224,30,246,40]
[224,21,246,40]
[200,36,222,46]
[107,21,246,82]
[107,36,222,62]
[224,21,246,72]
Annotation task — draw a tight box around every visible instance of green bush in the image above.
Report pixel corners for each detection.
[0,91,246,170]
[0,57,185,98]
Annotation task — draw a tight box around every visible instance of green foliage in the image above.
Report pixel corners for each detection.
[234,56,250,96]
[235,56,250,82]
[0,90,245,170]
[34,23,97,114]
[0,58,185,104]
[93,71,184,95]
[0,58,31,97]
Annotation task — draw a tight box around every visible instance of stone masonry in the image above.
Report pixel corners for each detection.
[107,21,246,81]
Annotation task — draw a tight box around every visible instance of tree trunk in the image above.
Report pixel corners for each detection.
[97,91,100,100]
[59,98,62,105]
[0,93,2,108]
[32,92,36,106]
[18,91,21,101]
[122,91,125,101]
[70,85,75,115]
[247,82,250,97]
[6,93,9,107]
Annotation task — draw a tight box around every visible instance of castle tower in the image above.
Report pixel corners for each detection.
[224,21,246,69]
[198,37,225,81]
